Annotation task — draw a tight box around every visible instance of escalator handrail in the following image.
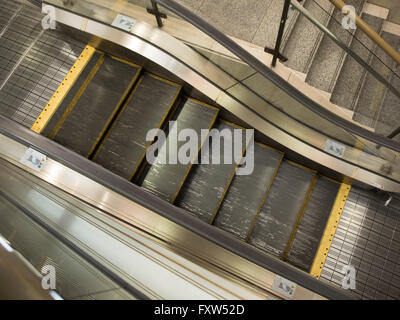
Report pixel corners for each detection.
[152,0,400,153]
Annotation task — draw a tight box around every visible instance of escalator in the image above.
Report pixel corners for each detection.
[31,46,348,277]
[1,0,400,300]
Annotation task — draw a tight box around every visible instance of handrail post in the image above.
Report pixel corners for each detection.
[151,0,163,28]
[388,126,400,140]
[265,0,291,67]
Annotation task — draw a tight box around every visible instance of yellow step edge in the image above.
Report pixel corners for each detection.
[30,45,96,134]
[209,129,254,225]
[170,107,220,204]
[281,173,319,261]
[310,179,352,279]
[244,153,284,242]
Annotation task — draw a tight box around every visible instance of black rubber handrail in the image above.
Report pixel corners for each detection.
[151,0,400,153]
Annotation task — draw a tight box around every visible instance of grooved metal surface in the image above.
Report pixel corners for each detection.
[0,0,21,32]
[0,3,85,127]
[140,99,218,202]
[41,52,103,137]
[248,161,315,257]
[213,143,282,240]
[321,187,400,300]
[175,120,247,224]
[287,176,340,272]
[51,56,140,157]
[93,73,180,179]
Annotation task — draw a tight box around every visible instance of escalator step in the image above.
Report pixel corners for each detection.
[140,98,218,202]
[40,51,104,137]
[92,73,181,179]
[175,120,249,224]
[213,143,283,240]
[248,161,316,257]
[45,55,141,157]
[286,176,340,272]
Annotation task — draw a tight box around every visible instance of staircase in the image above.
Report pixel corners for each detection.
[277,0,400,141]
[166,0,400,141]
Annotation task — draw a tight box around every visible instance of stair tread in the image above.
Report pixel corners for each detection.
[331,13,384,110]
[248,161,315,257]
[353,32,400,128]
[213,143,283,240]
[286,176,340,272]
[140,98,218,202]
[93,73,181,179]
[250,0,300,48]
[175,120,248,223]
[306,0,365,93]
[375,61,400,143]
[284,0,334,73]
[46,55,141,157]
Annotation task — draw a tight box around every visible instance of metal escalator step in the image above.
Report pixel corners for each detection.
[213,143,283,240]
[47,55,141,157]
[41,51,104,137]
[286,176,340,272]
[92,73,181,179]
[175,120,249,224]
[140,98,218,202]
[248,160,316,257]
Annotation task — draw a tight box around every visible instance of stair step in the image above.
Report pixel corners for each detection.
[175,120,249,224]
[140,98,219,202]
[330,13,384,110]
[213,143,283,240]
[306,0,364,93]
[40,51,104,137]
[252,0,301,49]
[248,161,316,257]
[353,32,400,128]
[43,54,141,157]
[92,73,181,179]
[284,0,334,73]
[286,176,340,272]
[375,62,400,143]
